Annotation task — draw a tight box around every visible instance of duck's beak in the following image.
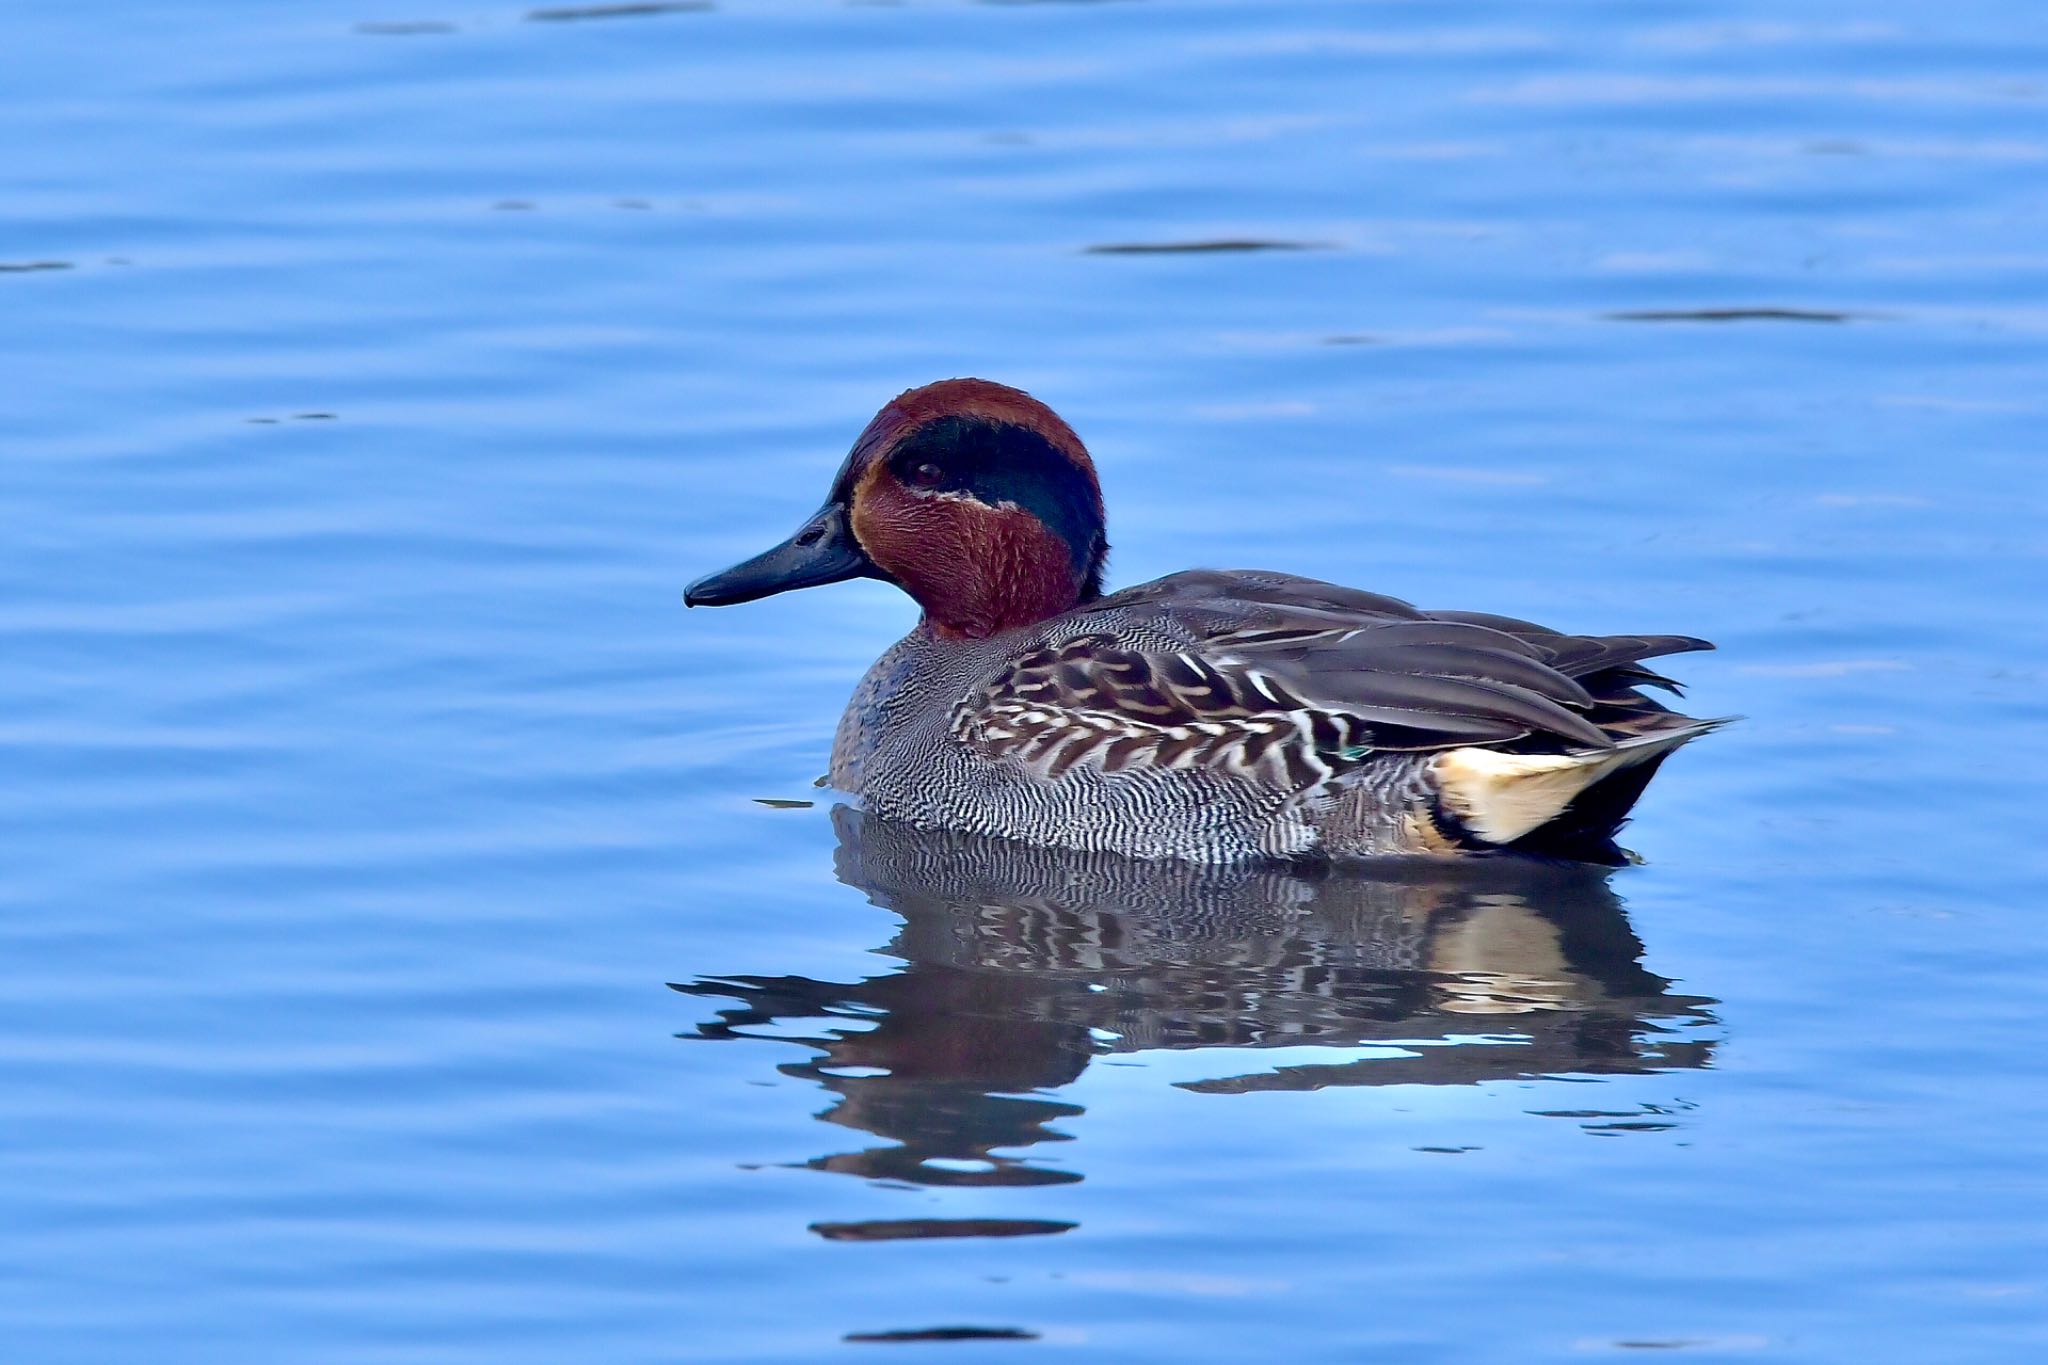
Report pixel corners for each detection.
[685,501,877,607]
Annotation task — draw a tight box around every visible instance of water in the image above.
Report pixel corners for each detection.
[5,1,2046,1360]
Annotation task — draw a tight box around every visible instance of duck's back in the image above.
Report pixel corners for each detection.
[831,569,1718,864]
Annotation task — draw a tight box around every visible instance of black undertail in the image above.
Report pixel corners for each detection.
[1503,749,1680,866]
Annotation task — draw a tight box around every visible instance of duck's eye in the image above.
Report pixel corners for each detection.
[906,461,945,488]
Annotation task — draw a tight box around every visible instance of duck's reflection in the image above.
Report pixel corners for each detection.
[676,808,1716,1192]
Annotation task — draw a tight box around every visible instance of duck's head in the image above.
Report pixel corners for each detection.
[686,379,1108,638]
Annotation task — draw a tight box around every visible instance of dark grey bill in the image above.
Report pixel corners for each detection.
[684,502,877,607]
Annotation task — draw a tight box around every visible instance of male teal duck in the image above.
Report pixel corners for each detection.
[687,379,1719,864]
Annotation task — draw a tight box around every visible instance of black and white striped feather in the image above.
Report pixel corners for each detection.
[950,569,1713,791]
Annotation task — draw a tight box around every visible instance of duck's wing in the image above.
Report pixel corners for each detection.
[1416,607,1715,740]
[1421,608,1708,691]
[954,570,1713,780]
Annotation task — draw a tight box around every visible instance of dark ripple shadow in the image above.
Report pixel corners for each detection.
[812,1217,1075,1241]
[526,1,712,20]
[845,1327,1039,1344]
[352,20,457,35]
[1084,239,1328,255]
[674,809,1718,1203]
[1606,307,1864,324]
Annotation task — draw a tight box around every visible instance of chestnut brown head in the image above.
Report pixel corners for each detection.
[686,379,1108,638]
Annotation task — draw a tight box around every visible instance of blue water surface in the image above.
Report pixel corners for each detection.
[4,1,2046,1360]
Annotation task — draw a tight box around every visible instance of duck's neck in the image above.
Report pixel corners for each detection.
[918,569,1087,640]
[912,509,1091,640]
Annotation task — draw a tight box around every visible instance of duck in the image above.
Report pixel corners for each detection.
[686,378,1720,865]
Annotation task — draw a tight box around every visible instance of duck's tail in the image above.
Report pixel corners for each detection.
[1431,720,1728,865]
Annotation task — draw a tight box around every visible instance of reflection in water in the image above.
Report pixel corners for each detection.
[676,809,1717,1201]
